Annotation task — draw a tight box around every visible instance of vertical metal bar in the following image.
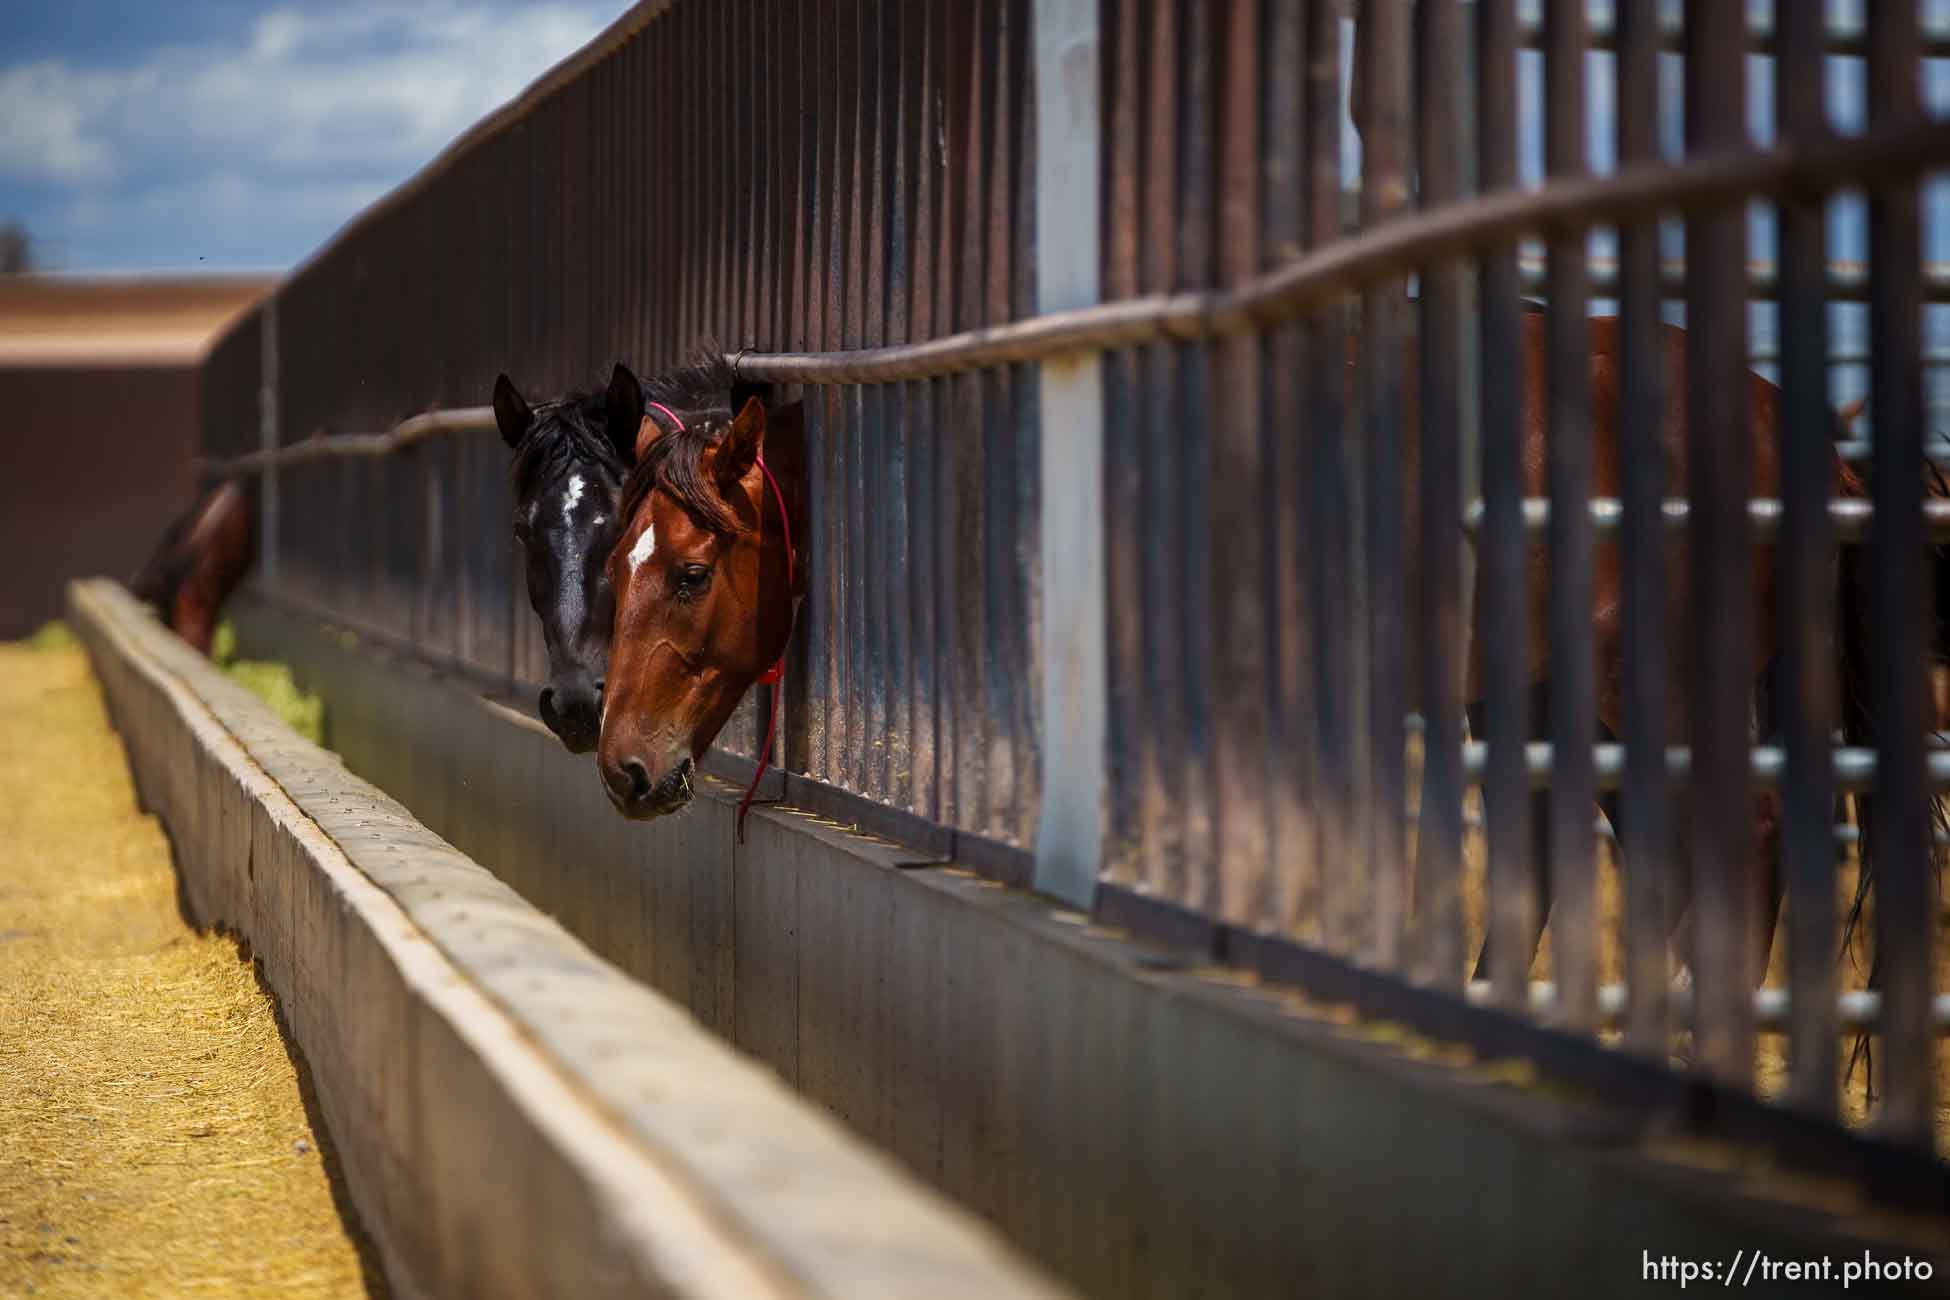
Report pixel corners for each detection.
[1011,0,1042,853]
[1102,0,1143,886]
[1032,0,1104,906]
[1358,0,1410,969]
[931,0,960,827]
[1306,0,1355,952]
[1617,0,1673,1056]
[1865,0,1934,1148]
[1774,0,1836,1115]
[258,298,280,587]
[1137,0,1183,900]
[842,0,868,791]
[951,0,990,833]
[783,0,820,777]
[1544,0,1597,1032]
[905,0,940,818]
[883,0,912,811]
[809,0,839,782]
[1204,0,1266,922]
[1262,0,1312,932]
[1175,0,1217,908]
[985,0,1021,843]
[860,0,888,800]
[1684,0,1754,1083]
[1415,0,1465,988]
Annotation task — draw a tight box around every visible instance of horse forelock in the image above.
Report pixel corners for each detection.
[618,417,744,538]
[509,389,625,503]
[614,348,745,537]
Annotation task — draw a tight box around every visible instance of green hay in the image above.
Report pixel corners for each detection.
[210,620,325,747]
[25,620,76,651]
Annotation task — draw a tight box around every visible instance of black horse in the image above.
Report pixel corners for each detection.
[493,352,761,752]
[495,364,643,751]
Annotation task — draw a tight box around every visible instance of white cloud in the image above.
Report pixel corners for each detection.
[0,62,124,183]
[0,1,619,266]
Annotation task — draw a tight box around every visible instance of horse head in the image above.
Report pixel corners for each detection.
[494,363,642,752]
[597,394,802,819]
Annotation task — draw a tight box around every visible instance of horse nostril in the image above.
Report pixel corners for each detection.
[622,758,652,801]
[538,686,559,722]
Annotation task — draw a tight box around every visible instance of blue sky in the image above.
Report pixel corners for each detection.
[1,1,1945,278]
[0,1,623,270]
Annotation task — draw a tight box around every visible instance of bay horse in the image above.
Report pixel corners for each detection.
[494,363,645,751]
[596,379,804,819]
[1829,399,1950,1092]
[1391,308,1865,983]
[131,478,255,656]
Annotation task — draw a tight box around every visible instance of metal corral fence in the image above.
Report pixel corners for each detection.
[200,0,1950,1188]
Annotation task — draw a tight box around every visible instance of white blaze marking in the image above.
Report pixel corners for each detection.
[562,474,586,524]
[627,523,657,575]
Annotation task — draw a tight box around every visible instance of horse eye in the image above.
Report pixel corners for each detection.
[676,564,713,593]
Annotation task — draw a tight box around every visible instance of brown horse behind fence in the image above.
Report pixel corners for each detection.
[1390,310,1867,981]
[131,479,256,657]
[596,394,806,820]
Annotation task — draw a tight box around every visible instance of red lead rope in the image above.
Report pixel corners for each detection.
[736,451,795,842]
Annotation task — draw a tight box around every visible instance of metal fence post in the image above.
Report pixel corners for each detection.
[1031,0,1104,908]
[258,298,280,584]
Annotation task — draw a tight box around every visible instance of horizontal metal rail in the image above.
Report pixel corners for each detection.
[1458,740,1950,792]
[1462,980,1950,1035]
[1515,257,1950,304]
[194,115,1950,480]
[1461,496,1950,542]
[1419,808,1950,850]
[196,407,495,477]
[1512,7,1950,60]
[729,116,1950,385]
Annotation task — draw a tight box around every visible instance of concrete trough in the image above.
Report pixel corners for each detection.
[69,578,1073,1300]
[215,588,1950,1299]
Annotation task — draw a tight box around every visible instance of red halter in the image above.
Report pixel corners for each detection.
[639,400,795,840]
[737,450,794,841]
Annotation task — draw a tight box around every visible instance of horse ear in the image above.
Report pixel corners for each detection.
[604,362,644,462]
[493,374,532,449]
[716,395,768,489]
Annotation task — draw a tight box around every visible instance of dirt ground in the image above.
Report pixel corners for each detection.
[0,626,383,1298]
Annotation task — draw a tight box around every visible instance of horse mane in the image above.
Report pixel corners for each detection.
[508,388,626,498]
[616,348,746,536]
[640,346,738,421]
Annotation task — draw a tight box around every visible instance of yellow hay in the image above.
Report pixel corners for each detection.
[0,630,381,1298]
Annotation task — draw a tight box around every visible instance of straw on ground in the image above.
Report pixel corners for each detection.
[0,624,382,1298]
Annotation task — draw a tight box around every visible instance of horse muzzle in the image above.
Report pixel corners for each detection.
[601,753,694,819]
[540,673,604,753]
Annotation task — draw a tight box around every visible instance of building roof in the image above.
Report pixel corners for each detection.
[0,272,277,369]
